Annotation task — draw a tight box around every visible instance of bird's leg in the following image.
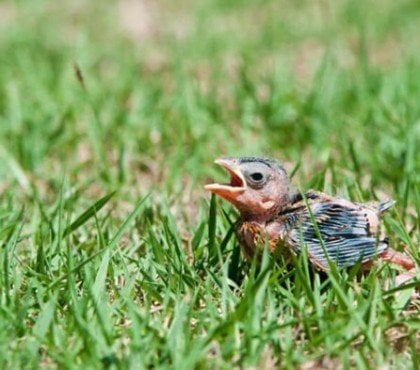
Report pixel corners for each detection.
[380,250,417,298]
[380,249,415,270]
[360,250,418,291]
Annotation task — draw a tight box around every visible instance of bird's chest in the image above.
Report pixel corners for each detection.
[236,220,287,260]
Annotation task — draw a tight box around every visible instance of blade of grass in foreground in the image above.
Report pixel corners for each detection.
[208,194,217,261]
[62,191,117,238]
[2,218,24,306]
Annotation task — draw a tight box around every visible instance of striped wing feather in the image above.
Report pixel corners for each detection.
[288,202,388,270]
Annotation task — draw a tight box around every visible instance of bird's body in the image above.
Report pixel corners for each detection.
[237,190,399,270]
[205,157,414,271]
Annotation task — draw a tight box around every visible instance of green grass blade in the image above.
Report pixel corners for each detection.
[62,191,117,238]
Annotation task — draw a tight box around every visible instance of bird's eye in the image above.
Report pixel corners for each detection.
[250,172,264,182]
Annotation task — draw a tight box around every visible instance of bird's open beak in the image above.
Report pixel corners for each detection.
[205,158,246,200]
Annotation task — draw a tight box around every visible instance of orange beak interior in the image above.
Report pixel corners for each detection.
[204,158,246,200]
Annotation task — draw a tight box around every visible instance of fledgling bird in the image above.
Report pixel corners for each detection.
[205,157,415,271]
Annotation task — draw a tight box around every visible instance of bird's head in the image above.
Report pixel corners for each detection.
[205,157,292,221]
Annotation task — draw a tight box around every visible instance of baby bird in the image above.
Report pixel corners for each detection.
[205,157,414,271]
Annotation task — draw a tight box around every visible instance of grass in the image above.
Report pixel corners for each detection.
[0,0,419,368]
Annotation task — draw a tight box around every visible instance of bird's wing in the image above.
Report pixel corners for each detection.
[287,201,389,270]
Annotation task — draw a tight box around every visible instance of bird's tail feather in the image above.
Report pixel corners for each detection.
[378,200,396,214]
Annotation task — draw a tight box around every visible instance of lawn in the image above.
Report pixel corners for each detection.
[0,0,419,368]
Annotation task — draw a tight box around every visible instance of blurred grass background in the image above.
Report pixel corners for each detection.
[0,0,419,368]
